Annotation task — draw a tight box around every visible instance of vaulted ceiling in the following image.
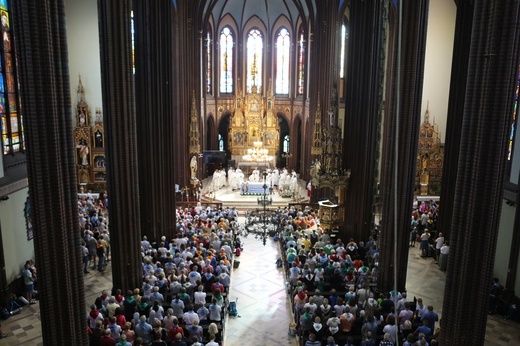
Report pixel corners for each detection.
[202,0,316,33]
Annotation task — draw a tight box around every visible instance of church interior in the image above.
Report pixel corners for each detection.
[0,0,519,344]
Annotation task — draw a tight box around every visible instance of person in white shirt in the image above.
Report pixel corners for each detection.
[435,232,445,260]
[193,285,207,306]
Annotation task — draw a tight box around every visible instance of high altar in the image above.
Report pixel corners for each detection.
[229,87,279,167]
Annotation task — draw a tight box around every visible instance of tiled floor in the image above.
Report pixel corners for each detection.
[1,233,519,345]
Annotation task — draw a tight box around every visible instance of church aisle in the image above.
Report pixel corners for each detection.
[224,236,298,346]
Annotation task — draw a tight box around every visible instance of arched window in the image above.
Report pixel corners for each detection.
[246,29,263,93]
[340,23,348,79]
[218,134,224,151]
[131,10,135,74]
[297,26,305,96]
[275,28,290,95]
[283,135,290,153]
[0,2,23,155]
[219,26,234,94]
[206,26,212,94]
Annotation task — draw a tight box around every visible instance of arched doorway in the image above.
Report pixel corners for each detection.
[218,112,231,159]
[293,115,302,174]
[206,114,216,151]
[277,114,290,168]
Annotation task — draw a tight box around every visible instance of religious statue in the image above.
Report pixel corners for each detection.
[76,139,89,165]
[190,155,198,180]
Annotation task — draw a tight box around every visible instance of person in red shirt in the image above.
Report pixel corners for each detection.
[99,329,116,346]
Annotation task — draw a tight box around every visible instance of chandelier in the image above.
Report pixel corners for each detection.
[242,172,280,245]
[242,141,274,162]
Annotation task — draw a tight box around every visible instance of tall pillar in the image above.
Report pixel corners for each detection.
[308,0,341,203]
[436,0,474,241]
[343,0,386,241]
[98,0,143,293]
[378,1,429,293]
[11,1,88,343]
[440,1,520,344]
[134,0,179,241]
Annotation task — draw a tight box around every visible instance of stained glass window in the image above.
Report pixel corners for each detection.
[206,28,212,94]
[0,0,22,155]
[275,28,290,95]
[219,26,234,94]
[246,29,263,93]
[283,135,290,153]
[218,134,224,151]
[508,65,520,160]
[297,27,305,96]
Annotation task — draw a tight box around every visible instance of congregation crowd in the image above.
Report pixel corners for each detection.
[276,203,443,346]
[80,194,241,346]
[75,191,448,346]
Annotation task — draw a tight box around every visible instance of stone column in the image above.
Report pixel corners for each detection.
[98,0,143,293]
[11,1,88,343]
[378,1,429,293]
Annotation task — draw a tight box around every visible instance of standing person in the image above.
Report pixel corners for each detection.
[88,234,98,268]
[420,229,430,257]
[410,227,418,247]
[22,262,36,304]
[82,242,90,274]
[421,305,439,332]
[434,233,444,261]
[97,239,105,272]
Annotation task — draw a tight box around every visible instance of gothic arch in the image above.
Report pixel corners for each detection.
[291,114,303,173]
[217,111,232,155]
[206,113,217,151]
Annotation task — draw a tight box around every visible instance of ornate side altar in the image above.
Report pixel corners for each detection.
[415,104,444,195]
[309,96,351,234]
[73,76,106,192]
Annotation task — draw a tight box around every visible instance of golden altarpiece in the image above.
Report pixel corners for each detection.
[228,83,279,166]
[415,105,444,195]
[73,76,106,192]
